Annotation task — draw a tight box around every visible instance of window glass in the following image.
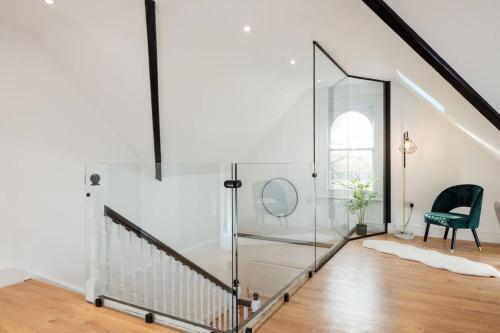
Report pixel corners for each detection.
[330,111,373,191]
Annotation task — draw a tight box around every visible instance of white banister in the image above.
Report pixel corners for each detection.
[88,203,240,330]
[85,178,105,303]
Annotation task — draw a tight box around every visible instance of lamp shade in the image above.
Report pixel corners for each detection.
[399,132,417,154]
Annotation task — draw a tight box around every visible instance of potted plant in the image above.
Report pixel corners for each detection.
[346,178,378,236]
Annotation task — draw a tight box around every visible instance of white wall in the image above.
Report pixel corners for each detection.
[2,0,500,294]
[390,82,500,242]
[0,25,136,291]
[244,79,500,243]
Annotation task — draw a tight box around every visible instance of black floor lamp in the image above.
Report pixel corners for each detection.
[395,131,417,240]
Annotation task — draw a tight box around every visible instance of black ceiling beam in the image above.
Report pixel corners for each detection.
[362,0,500,131]
[145,0,162,180]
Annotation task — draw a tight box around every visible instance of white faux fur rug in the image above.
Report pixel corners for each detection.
[363,240,500,278]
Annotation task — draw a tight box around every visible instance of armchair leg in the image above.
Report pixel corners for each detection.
[444,227,449,240]
[471,229,482,251]
[450,228,457,254]
[423,223,430,242]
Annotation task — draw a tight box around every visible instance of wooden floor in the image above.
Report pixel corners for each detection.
[259,234,500,333]
[2,235,500,332]
[0,279,177,333]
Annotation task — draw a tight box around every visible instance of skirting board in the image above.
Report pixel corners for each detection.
[0,267,84,294]
[388,224,500,243]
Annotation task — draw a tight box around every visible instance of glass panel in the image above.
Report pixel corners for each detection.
[314,44,350,266]
[235,163,315,316]
[343,78,385,237]
[85,163,237,332]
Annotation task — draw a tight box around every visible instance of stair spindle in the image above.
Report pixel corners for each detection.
[119,227,126,299]
[170,257,175,315]
[243,306,248,320]
[151,244,158,310]
[186,269,191,321]
[207,279,211,326]
[217,287,222,328]
[212,283,216,328]
[130,232,138,303]
[141,238,148,307]
[200,278,205,325]
[193,273,198,323]
[178,262,183,318]
[223,291,228,330]
[105,218,112,295]
[160,252,167,313]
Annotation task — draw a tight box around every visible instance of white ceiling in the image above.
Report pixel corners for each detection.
[1,0,499,162]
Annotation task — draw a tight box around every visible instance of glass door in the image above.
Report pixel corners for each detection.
[314,42,389,268]
[313,42,350,266]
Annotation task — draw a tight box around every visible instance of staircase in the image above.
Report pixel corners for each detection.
[86,187,251,332]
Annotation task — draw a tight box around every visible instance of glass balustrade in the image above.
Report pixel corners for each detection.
[84,161,363,331]
[85,163,237,332]
[84,43,389,333]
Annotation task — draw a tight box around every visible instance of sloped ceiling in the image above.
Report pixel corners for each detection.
[1,0,499,162]
[385,0,500,116]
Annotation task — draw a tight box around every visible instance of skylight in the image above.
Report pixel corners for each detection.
[397,70,446,113]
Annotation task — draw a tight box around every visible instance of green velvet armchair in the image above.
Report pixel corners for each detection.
[423,184,484,253]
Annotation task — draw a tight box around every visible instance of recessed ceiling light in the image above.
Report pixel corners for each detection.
[243,25,251,33]
[45,0,54,4]
[290,60,296,65]
[317,79,322,83]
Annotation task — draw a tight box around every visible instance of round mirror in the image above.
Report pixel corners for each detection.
[261,178,298,217]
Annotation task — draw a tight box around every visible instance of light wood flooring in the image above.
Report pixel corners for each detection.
[259,234,500,333]
[0,279,176,333]
[2,235,500,332]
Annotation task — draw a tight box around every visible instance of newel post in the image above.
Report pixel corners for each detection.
[85,173,105,303]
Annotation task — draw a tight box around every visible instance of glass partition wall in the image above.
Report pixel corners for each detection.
[313,42,389,266]
[313,43,350,267]
[85,43,389,333]
[235,163,316,327]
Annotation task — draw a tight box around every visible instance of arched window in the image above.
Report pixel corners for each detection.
[330,111,374,190]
